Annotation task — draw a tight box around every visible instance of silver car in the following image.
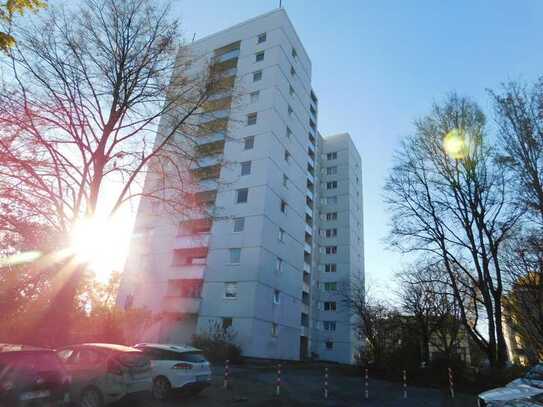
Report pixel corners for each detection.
[57,343,152,407]
[478,365,543,406]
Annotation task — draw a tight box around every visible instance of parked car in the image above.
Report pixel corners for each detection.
[504,393,543,406]
[0,344,70,407]
[56,343,152,407]
[478,364,543,406]
[134,343,211,400]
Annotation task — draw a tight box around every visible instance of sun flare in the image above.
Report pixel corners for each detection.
[70,214,131,282]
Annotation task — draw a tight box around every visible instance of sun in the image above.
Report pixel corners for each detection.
[70,214,131,282]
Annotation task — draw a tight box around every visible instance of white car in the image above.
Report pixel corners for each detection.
[134,343,211,400]
[478,364,543,406]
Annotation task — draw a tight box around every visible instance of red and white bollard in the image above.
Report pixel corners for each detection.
[403,369,407,399]
[223,359,229,389]
[276,363,282,396]
[324,367,329,400]
[364,368,369,399]
[448,367,455,399]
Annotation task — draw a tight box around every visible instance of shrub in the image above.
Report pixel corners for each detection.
[191,321,243,364]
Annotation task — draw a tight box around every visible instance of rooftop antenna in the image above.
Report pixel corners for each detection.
[192,32,196,42]
[279,0,283,8]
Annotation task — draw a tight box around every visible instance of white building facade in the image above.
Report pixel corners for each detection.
[118,9,364,364]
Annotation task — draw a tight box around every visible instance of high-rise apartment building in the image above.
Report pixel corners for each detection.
[117,9,364,364]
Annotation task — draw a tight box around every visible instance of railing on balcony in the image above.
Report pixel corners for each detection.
[175,233,210,249]
[190,154,223,170]
[191,164,221,181]
[303,262,311,274]
[161,296,202,314]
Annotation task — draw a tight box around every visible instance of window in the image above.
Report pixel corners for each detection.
[244,136,254,150]
[325,264,337,273]
[271,322,278,337]
[255,51,264,62]
[327,181,338,190]
[325,228,337,238]
[273,290,280,304]
[288,105,293,115]
[290,65,296,76]
[233,218,245,233]
[284,150,290,163]
[326,212,338,221]
[250,91,260,103]
[327,152,337,160]
[236,188,248,203]
[247,112,257,125]
[276,257,283,272]
[224,282,237,298]
[324,282,337,291]
[280,200,287,214]
[222,317,233,331]
[286,126,292,138]
[289,85,295,96]
[253,70,262,82]
[325,246,337,255]
[278,228,285,242]
[283,174,288,188]
[325,341,334,350]
[326,166,337,175]
[240,161,251,176]
[257,32,266,43]
[229,248,241,264]
[323,321,336,331]
[292,47,297,58]
[324,301,337,311]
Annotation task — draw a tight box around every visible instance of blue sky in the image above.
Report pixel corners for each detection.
[173,0,543,296]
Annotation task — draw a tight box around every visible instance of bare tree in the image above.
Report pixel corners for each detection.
[491,78,543,224]
[385,94,522,368]
[343,282,401,366]
[501,235,543,364]
[490,78,543,364]
[399,261,464,364]
[0,0,226,343]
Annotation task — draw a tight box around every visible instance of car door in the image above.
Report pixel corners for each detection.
[65,348,104,396]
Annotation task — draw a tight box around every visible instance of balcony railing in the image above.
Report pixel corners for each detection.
[161,296,201,314]
[175,233,210,249]
[303,262,311,274]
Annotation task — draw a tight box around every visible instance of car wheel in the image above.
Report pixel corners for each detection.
[80,387,103,407]
[152,376,172,401]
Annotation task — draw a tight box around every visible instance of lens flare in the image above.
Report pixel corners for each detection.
[0,251,42,267]
[70,214,130,282]
[443,129,469,159]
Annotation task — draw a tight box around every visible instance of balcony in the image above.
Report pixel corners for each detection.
[190,154,223,170]
[303,280,310,293]
[196,132,225,146]
[196,139,225,157]
[175,233,210,249]
[304,242,312,254]
[197,179,218,192]
[310,90,318,105]
[202,96,233,113]
[213,48,240,64]
[162,296,201,314]
[169,264,206,279]
[191,164,221,181]
[303,262,311,274]
[305,205,313,218]
[198,118,228,136]
[306,189,313,200]
[308,140,315,153]
[305,223,312,236]
[199,109,230,123]
[300,326,308,337]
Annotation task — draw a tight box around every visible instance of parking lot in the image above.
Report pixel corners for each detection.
[114,363,477,407]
